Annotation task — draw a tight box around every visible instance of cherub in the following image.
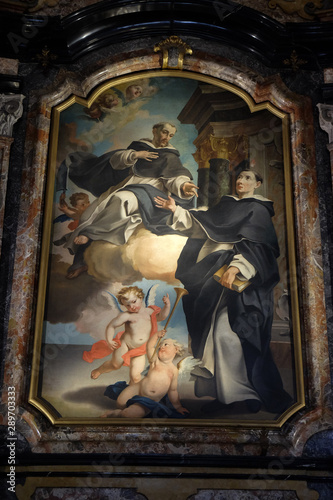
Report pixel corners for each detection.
[85,286,170,385]
[58,192,90,230]
[102,329,189,418]
[53,192,90,248]
[84,91,119,120]
[53,192,91,278]
[125,84,143,102]
[112,81,158,107]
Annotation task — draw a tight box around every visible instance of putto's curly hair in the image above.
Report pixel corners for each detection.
[117,286,145,304]
[160,339,185,358]
[69,192,90,207]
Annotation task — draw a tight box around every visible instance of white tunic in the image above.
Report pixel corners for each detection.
[65,141,193,249]
[168,200,262,404]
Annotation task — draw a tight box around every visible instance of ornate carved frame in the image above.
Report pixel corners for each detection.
[2,46,331,457]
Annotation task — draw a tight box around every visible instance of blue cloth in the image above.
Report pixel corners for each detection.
[104,382,188,419]
[104,381,128,400]
[53,214,72,223]
[126,395,187,419]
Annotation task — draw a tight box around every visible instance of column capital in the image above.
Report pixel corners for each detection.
[0,94,25,137]
[317,103,333,144]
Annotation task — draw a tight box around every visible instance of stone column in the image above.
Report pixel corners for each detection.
[197,166,210,208]
[208,158,230,207]
[177,84,249,208]
[317,103,333,190]
[208,135,231,207]
[192,131,235,207]
[192,135,214,208]
[0,93,24,255]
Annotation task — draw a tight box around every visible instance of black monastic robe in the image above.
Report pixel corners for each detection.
[57,140,193,197]
[175,195,292,413]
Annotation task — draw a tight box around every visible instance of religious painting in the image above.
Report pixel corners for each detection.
[29,72,304,425]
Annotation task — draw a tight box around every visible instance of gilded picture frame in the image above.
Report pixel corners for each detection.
[28,70,304,427]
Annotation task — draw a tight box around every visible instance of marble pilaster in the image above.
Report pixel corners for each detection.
[0,94,24,137]
[0,58,19,76]
[0,136,13,256]
[0,93,24,256]
[317,103,333,190]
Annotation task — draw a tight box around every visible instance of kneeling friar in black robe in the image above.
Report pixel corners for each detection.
[169,194,293,414]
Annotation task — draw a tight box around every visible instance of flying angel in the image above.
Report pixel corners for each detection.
[82,284,171,385]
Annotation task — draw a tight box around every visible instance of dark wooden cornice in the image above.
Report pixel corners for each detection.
[0,0,332,70]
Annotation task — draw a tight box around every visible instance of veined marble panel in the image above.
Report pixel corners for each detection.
[0,57,19,76]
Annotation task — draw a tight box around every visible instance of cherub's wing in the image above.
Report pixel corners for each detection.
[276,289,290,322]
[113,87,126,105]
[101,291,123,312]
[177,356,201,383]
[145,284,159,307]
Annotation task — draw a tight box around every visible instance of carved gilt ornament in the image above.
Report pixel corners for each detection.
[268,0,323,20]
[154,36,192,70]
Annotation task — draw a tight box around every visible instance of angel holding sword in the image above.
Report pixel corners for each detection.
[82,285,170,385]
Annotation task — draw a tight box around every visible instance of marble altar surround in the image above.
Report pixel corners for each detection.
[1,47,330,453]
[0,29,332,497]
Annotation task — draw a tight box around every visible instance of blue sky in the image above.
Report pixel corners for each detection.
[48,77,201,347]
[59,76,199,180]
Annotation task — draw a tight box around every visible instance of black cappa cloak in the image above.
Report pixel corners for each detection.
[129,141,193,180]
[56,140,192,198]
[175,195,293,413]
[59,141,195,272]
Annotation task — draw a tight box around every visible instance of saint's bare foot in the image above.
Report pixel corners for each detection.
[66,265,88,279]
[74,235,89,245]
